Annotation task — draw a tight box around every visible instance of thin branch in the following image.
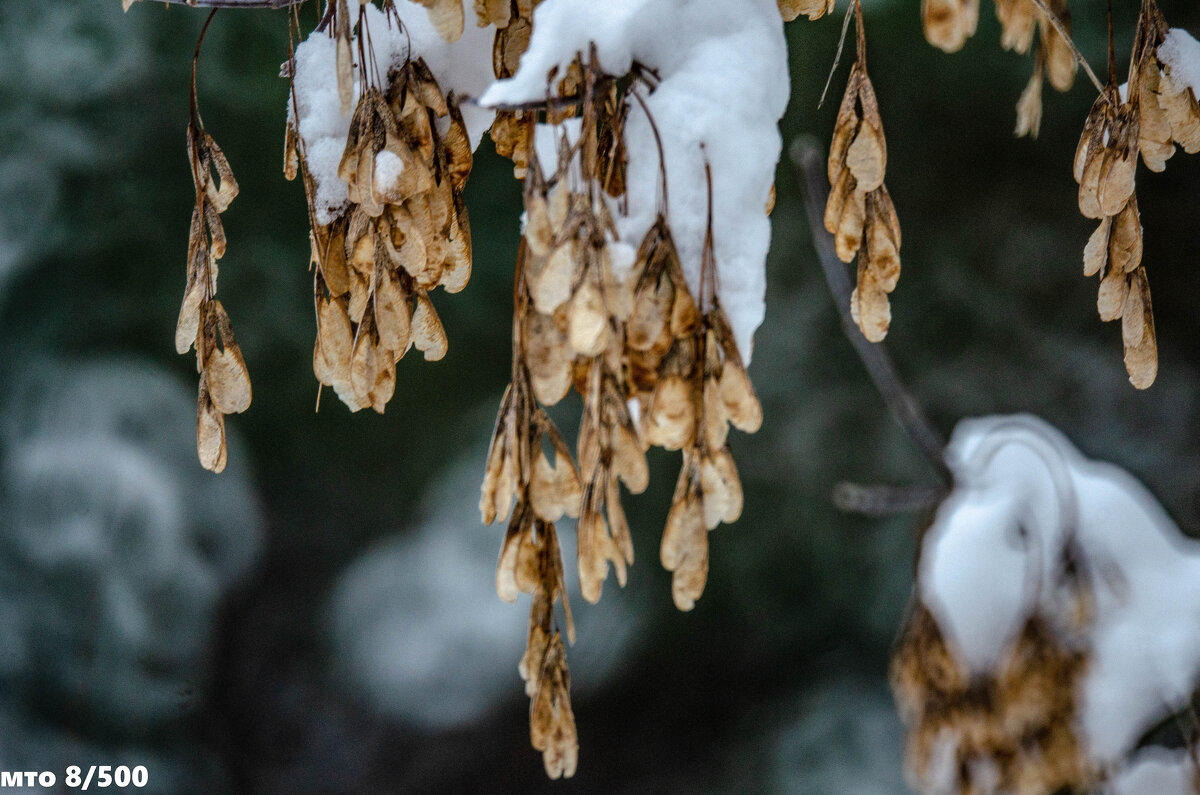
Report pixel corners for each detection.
[817,1,856,110]
[790,138,953,487]
[132,0,307,8]
[1027,0,1110,96]
[833,482,946,516]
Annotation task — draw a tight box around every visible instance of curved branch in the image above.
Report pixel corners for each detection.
[126,0,306,9]
[790,138,953,488]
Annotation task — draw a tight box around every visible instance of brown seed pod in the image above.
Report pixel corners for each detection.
[996,0,1037,54]
[778,0,836,22]
[921,0,980,54]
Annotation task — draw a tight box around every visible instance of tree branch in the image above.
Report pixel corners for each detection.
[128,0,307,9]
[790,138,954,488]
[1027,0,1110,96]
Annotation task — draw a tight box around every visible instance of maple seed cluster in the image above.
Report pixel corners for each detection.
[923,0,1077,139]
[1076,0,1200,390]
[479,0,539,178]
[826,12,902,344]
[489,373,581,778]
[288,6,473,413]
[475,44,763,768]
[178,60,251,473]
[777,0,836,23]
[891,605,1093,793]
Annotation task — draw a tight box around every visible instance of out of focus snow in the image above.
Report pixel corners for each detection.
[921,414,1200,765]
[327,416,639,729]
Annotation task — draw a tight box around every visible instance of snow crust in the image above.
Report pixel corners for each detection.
[291,1,495,225]
[920,414,1200,764]
[1160,27,1200,95]
[481,0,789,362]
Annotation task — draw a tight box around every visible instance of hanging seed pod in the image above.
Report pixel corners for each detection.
[414,0,465,42]
[996,0,1037,54]
[1014,58,1044,138]
[1040,0,1077,92]
[778,0,836,22]
[827,28,903,341]
[1074,86,1138,221]
[892,604,1094,793]
[921,0,980,54]
[1122,267,1158,389]
[181,45,250,472]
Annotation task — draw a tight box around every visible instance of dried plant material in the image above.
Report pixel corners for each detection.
[850,186,901,341]
[535,243,579,314]
[1083,216,1111,278]
[415,0,465,42]
[1123,267,1157,389]
[196,375,227,474]
[1134,20,1176,172]
[290,25,475,414]
[646,374,695,451]
[1014,63,1044,138]
[778,0,835,23]
[567,280,610,357]
[481,384,523,525]
[523,310,573,405]
[529,632,578,779]
[1097,259,1129,322]
[1040,1,1077,93]
[1109,195,1143,274]
[660,464,707,611]
[412,290,448,360]
[474,0,511,28]
[996,0,1037,54]
[204,301,253,415]
[335,0,354,117]
[699,448,743,530]
[1075,86,1138,221]
[892,604,1095,794]
[921,0,979,54]
[1159,70,1200,153]
[826,22,904,342]
[180,44,251,472]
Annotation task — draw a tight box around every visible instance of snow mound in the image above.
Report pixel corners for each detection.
[920,414,1200,763]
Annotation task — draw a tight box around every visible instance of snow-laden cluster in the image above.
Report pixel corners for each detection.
[290,1,494,225]
[480,0,788,361]
[292,0,788,361]
[907,414,1200,784]
[289,0,789,778]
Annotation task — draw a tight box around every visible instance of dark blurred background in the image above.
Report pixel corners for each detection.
[2,2,1199,792]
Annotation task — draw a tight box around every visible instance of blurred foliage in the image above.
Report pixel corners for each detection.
[1,1,1199,792]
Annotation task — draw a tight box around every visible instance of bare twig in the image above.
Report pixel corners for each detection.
[790,137,953,487]
[1027,0,1110,96]
[130,0,307,9]
[833,482,946,515]
[818,1,857,110]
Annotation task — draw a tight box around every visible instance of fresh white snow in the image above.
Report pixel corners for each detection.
[479,0,789,363]
[290,1,494,225]
[1160,27,1200,96]
[920,414,1200,765]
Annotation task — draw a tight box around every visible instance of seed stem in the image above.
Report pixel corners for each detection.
[1027,0,1111,99]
